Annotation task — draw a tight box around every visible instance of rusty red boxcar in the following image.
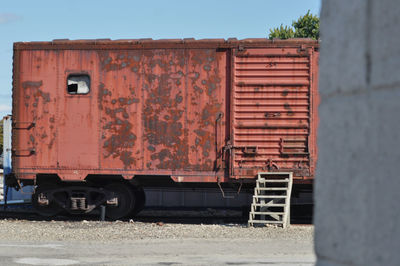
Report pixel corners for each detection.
[8,38,319,219]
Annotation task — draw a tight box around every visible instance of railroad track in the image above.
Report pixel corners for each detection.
[0,205,313,225]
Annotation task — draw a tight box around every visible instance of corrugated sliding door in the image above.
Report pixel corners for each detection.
[231,47,312,178]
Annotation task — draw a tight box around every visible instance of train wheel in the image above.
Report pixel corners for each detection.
[129,186,146,216]
[105,182,135,220]
[32,183,63,217]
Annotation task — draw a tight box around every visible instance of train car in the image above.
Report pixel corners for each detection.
[7,38,319,219]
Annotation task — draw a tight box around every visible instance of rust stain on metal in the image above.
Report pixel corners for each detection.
[11,39,319,183]
[99,82,139,169]
[232,46,319,179]
[19,77,57,168]
[141,50,188,170]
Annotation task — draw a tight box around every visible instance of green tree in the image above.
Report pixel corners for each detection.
[268,24,294,40]
[293,11,319,40]
[268,10,319,40]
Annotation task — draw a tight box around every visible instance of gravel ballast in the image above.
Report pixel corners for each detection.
[0,219,313,242]
[0,217,315,265]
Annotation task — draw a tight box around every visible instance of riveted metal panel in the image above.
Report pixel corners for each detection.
[231,47,318,180]
[11,39,318,183]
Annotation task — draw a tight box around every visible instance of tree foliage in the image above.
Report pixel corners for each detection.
[269,24,294,40]
[293,11,319,39]
[268,10,319,40]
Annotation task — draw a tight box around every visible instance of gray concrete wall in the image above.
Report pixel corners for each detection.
[315,0,400,265]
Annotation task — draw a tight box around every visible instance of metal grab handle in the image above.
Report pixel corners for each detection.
[215,113,223,169]
[12,148,35,157]
[12,121,35,129]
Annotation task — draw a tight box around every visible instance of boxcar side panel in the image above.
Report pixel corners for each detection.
[14,50,59,171]
[97,49,144,171]
[231,47,317,179]
[57,50,100,170]
[11,39,318,183]
[98,49,227,175]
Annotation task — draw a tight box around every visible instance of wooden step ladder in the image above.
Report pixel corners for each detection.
[248,172,293,228]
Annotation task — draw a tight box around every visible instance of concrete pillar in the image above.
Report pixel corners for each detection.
[315,0,400,265]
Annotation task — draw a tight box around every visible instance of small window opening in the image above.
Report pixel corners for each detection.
[67,74,90,94]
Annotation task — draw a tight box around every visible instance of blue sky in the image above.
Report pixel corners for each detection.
[0,0,320,118]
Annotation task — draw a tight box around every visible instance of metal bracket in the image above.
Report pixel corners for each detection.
[265,158,279,171]
[217,178,243,199]
[16,180,34,195]
[222,140,233,160]
[243,146,258,155]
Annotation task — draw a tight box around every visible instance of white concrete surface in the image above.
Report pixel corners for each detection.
[0,219,315,265]
[315,0,400,265]
[0,239,315,266]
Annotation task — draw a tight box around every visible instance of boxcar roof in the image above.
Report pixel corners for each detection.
[14,38,319,50]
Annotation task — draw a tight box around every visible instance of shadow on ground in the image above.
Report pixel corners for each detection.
[0,204,313,225]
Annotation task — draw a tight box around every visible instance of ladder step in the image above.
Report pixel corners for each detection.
[256,188,288,191]
[253,195,287,199]
[248,220,283,224]
[252,203,285,207]
[251,212,284,215]
[249,172,293,228]
[257,179,289,183]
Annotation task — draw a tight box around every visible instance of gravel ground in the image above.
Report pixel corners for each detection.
[0,218,313,242]
[0,217,314,265]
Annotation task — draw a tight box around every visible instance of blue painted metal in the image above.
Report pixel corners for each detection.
[2,115,33,202]
[3,115,12,202]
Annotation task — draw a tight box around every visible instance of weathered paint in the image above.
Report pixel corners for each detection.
[231,47,319,179]
[11,38,319,183]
